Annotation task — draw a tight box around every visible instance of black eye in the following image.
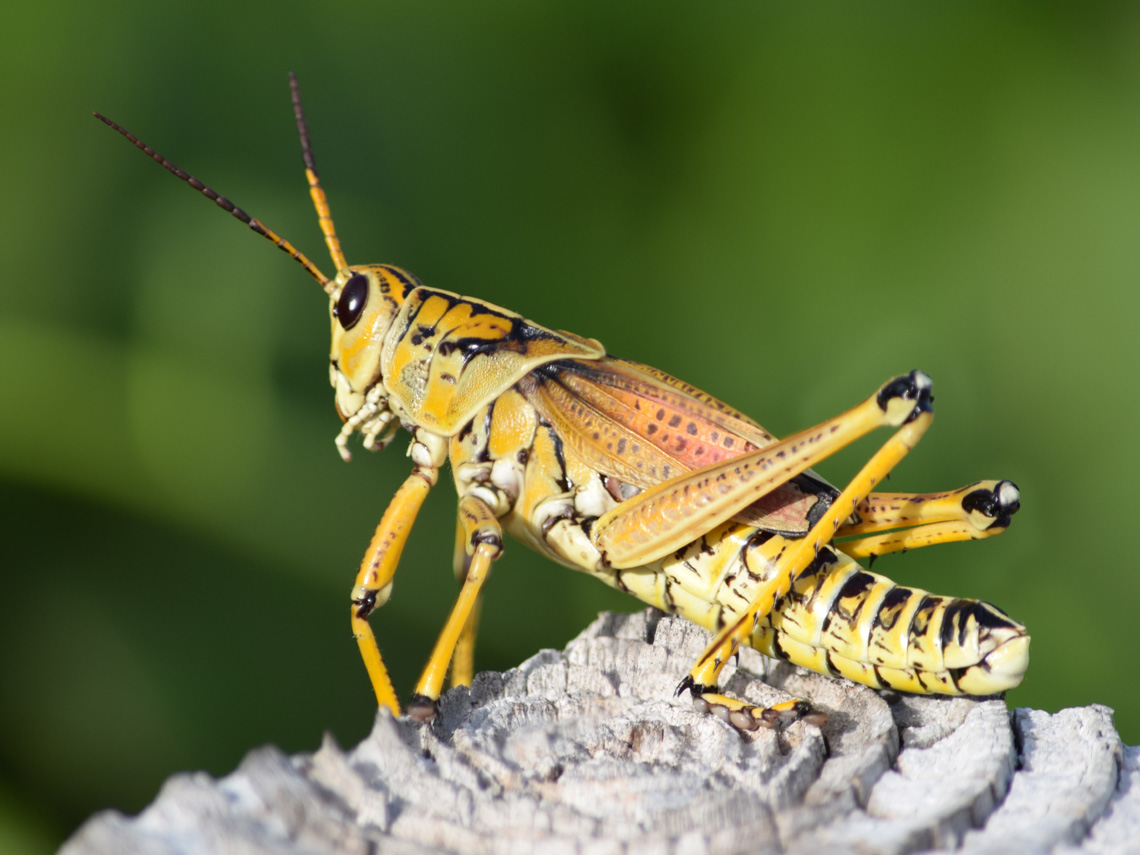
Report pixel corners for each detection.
[334,273,369,331]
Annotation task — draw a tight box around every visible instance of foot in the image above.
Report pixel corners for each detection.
[962,480,1021,531]
[678,677,828,731]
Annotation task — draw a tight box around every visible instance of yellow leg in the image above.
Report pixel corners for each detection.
[594,372,935,569]
[691,694,829,732]
[841,480,1020,536]
[450,598,482,689]
[840,520,987,559]
[407,494,501,721]
[448,514,479,689]
[351,469,436,717]
[836,480,1020,560]
[448,512,485,689]
[682,382,934,729]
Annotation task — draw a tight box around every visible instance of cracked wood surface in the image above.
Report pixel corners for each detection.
[61,610,1136,855]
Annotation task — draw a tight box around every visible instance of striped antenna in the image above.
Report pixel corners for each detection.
[93,111,337,295]
[290,73,348,274]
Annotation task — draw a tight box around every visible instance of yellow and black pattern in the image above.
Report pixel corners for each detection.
[448,364,1028,703]
[655,527,1028,697]
[101,77,1029,731]
[379,288,604,434]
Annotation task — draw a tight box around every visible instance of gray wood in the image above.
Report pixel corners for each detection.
[60,610,1133,855]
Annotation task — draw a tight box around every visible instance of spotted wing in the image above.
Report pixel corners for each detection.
[518,357,837,536]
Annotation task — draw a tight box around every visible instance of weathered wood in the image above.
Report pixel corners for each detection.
[60,610,1134,855]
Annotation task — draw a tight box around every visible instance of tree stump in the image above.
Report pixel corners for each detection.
[61,610,1136,855]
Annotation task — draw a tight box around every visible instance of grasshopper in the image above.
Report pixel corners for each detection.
[96,76,1028,731]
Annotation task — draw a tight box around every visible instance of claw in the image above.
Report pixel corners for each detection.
[675,675,716,698]
[406,694,439,723]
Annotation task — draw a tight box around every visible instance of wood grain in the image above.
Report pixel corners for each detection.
[61,610,1135,855]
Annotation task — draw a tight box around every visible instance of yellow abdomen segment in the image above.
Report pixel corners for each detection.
[656,526,1028,696]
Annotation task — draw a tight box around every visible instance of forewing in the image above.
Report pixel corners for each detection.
[518,358,835,536]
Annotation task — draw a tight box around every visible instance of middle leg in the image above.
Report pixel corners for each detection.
[448,514,483,690]
[406,494,502,722]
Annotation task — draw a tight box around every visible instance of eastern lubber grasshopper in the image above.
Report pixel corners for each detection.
[96,76,1028,732]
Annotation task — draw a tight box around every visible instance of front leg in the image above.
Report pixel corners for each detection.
[351,468,436,716]
[351,429,448,716]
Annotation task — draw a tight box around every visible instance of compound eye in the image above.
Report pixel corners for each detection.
[334,273,369,331]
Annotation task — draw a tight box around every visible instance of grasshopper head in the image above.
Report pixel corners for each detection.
[94,77,417,464]
[328,265,416,417]
[328,264,421,459]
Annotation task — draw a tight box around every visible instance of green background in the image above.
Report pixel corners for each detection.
[3,2,1139,851]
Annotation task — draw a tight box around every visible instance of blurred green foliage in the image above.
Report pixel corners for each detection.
[3,2,1140,851]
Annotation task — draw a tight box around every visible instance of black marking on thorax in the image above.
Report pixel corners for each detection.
[379,265,424,293]
[546,419,572,495]
[408,289,563,366]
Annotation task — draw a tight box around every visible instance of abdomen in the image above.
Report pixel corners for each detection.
[657,524,1029,696]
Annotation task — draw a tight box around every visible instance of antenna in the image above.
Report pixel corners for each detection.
[290,73,348,274]
[94,102,337,295]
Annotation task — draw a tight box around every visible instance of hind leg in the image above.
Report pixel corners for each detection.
[836,480,1020,561]
[681,377,935,730]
